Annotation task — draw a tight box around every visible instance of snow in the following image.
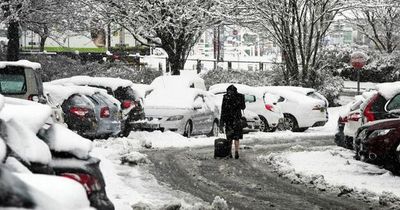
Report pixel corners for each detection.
[44,83,107,105]
[375,81,400,100]
[4,118,52,164]
[145,88,204,109]
[151,75,206,91]
[41,124,93,159]
[260,86,323,105]
[0,136,5,161]
[16,173,93,210]
[1,97,52,133]
[209,83,260,96]
[4,157,33,174]
[131,83,153,99]
[50,75,133,91]
[262,146,400,202]
[0,60,42,69]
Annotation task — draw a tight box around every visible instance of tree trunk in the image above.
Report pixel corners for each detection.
[168,55,184,75]
[39,36,47,52]
[7,20,19,61]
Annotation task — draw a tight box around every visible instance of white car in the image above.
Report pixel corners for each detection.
[274,86,329,107]
[209,83,284,132]
[144,88,220,137]
[258,87,328,132]
[242,109,262,133]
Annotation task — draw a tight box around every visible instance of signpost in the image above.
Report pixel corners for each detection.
[350,51,368,95]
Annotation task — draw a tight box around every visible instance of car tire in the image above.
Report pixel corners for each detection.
[258,115,270,132]
[183,120,192,138]
[208,120,219,137]
[283,114,299,131]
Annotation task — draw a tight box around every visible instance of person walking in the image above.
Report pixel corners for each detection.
[220,85,246,159]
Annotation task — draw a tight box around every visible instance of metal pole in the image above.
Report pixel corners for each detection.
[357,68,360,95]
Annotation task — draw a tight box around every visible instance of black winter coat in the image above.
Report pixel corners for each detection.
[220,85,246,126]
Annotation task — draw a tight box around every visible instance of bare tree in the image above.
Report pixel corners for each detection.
[83,0,223,75]
[221,0,352,85]
[345,0,400,53]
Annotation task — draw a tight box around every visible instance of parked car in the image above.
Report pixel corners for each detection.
[0,96,114,210]
[50,76,144,136]
[275,86,329,107]
[258,87,328,132]
[0,60,46,103]
[209,83,284,132]
[44,84,121,139]
[242,110,262,133]
[144,88,220,137]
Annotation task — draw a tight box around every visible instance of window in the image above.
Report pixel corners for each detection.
[0,67,26,95]
[386,94,400,111]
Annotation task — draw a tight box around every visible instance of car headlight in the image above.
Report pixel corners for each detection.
[166,115,184,121]
[357,129,368,140]
[369,129,394,139]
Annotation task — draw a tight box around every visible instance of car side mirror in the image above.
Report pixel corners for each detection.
[245,95,256,103]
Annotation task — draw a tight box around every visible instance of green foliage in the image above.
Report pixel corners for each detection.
[22,54,162,83]
[201,70,273,89]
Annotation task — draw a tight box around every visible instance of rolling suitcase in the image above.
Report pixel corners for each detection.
[214,138,231,158]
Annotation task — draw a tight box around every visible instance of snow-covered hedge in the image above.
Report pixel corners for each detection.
[22,55,162,84]
[201,69,273,89]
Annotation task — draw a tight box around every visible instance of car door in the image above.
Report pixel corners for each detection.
[202,95,217,131]
[191,95,208,134]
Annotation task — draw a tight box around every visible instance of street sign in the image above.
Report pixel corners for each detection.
[350,51,368,70]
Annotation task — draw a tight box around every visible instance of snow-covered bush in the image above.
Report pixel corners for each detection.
[201,70,273,89]
[22,54,162,83]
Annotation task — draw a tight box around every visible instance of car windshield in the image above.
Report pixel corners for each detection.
[387,94,400,111]
[0,66,27,95]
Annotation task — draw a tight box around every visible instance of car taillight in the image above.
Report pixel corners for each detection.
[265,104,274,111]
[69,106,89,117]
[100,107,110,118]
[28,94,39,102]
[348,113,361,121]
[364,95,378,122]
[61,173,101,195]
[338,116,348,123]
[121,100,132,109]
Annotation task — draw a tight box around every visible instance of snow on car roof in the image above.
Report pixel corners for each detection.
[131,83,153,99]
[151,75,206,91]
[273,86,315,95]
[44,83,108,105]
[209,83,263,96]
[50,75,133,91]
[375,81,400,99]
[42,124,93,159]
[145,88,205,109]
[259,86,323,104]
[0,60,41,69]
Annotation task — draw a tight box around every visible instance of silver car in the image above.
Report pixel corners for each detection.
[144,88,220,137]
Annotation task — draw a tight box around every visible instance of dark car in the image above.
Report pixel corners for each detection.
[355,93,400,166]
[50,76,145,136]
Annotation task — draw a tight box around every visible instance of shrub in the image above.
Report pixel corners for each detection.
[201,69,273,89]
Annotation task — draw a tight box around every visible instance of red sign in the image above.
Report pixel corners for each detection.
[351,52,368,70]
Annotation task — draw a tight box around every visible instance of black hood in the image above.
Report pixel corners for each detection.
[226,85,238,94]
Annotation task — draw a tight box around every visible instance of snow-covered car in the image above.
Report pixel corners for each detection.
[0,96,114,210]
[258,87,328,132]
[274,86,329,107]
[151,75,207,91]
[209,83,284,132]
[44,84,121,139]
[0,60,46,103]
[144,88,220,137]
[50,76,144,136]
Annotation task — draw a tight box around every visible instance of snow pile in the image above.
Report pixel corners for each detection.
[44,83,107,105]
[40,124,93,159]
[4,118,52,164]
[375,81,400,99]
[260,146,400,203]
[0,136,6,161]
[2,97,52,133]
[50,75,133,91]
[120,151,150,165]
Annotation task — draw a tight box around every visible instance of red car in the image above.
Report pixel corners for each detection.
[355,93,400,165]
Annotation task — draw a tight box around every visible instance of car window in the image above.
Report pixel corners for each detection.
[114,86,137,101]
[93,93,113,106]
[386,94,400,111]
[33,71,43,95]
[68,95,89,106]
[86,95,100,106]
[371,94,387,112]
[0,66,26,95]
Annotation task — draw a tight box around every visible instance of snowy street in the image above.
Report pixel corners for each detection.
[89,107,400,209]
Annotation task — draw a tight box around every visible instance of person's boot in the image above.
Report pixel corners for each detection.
[235,151,239,159]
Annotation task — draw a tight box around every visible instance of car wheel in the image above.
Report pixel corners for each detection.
[183,121,192,138]
[209,120,219,137]
[283,114,299,131]
[258,115,270,132]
